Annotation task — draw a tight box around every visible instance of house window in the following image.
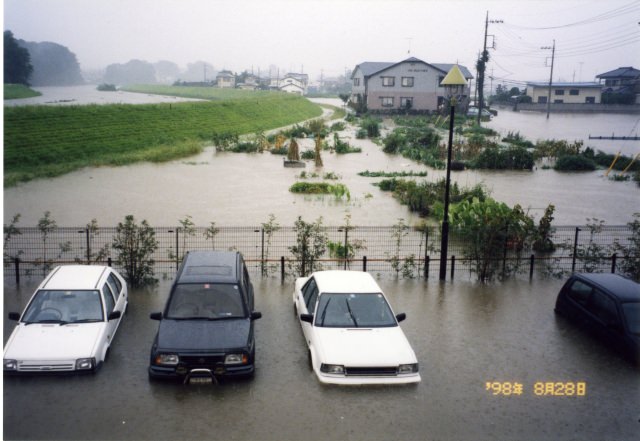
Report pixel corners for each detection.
[570,89,579,96]
[380,97,394,107]
[401,77,414,87]
[585,97,595,104]
[381,76,395,87]
[400,97,413,109]
[555,89,565,95]
[537,96,547,104]
[353,78,360,86]
[554,99,564,104]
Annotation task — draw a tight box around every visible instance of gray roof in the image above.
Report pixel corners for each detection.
[596,67,640,79]
[527,81,601,88]
[353,57,473,79]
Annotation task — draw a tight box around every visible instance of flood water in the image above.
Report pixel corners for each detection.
[4,276,639,440]
[3,93,639,227]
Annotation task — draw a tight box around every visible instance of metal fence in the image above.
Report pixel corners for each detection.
[3,223,638,283]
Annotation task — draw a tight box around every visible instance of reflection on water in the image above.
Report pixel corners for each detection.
[3,92,638,227]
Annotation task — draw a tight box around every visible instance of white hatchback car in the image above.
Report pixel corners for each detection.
[4,265,128,374]
[293,270,421,385]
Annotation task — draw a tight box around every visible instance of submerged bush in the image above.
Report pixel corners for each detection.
[554,155,597,171]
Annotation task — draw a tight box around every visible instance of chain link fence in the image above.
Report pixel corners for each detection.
[3,223,638,283]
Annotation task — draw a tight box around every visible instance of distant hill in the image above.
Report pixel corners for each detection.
[18,39,84,86]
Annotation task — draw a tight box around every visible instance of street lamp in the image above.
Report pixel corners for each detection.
[439,65,468,281]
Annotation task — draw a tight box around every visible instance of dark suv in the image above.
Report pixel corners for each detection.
[555,273,639,365]
[149,251,262,383]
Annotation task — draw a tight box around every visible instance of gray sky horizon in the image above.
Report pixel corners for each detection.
[4,0,640,87]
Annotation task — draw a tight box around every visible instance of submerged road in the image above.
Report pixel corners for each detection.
[4,276,639,440]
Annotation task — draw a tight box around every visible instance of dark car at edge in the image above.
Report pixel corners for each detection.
[554,273,640,365]
[148,251,262,384]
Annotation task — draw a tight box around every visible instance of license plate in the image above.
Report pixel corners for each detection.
[189,377,213,385]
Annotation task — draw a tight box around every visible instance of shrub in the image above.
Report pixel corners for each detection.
[471,146,534,170]
[111,215,158,287]
[554,155,597,171]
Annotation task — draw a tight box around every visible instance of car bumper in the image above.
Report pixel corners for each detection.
[149,363,255,381]
[316,371,421,385]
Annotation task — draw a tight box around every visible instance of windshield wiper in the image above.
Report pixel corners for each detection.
[345,298,359,328]
[62,318,102,325]
[320,298,332,326]
[25,320,68,325]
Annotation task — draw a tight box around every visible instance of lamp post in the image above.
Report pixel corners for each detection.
[439,65,468,281]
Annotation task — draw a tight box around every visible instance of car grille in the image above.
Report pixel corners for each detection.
[345,367,398,377]
[179,354,225,369]
[18,362,75,372]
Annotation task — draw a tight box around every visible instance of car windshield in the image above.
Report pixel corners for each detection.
[22,290,104,324]
[166,283,245,319]
[316,293,396,328]
[621,302,640,335]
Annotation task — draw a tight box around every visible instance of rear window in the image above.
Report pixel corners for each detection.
[166,283,245,319]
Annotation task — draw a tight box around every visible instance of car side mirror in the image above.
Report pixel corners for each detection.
[108,310,122,321]
[300,313,314,324]
[8,312,20,321]
[150,312,163,320]
[251,311,262,321]
[396,313,406,323]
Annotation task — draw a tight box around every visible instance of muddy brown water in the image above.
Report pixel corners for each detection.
[3,276,639,440]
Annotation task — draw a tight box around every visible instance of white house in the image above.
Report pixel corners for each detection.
[525,82,602,104]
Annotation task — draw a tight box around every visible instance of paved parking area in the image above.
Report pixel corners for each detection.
[4,276,639,440]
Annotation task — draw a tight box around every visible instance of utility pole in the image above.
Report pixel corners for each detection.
[542,40,556,119]
[477,11,502,125]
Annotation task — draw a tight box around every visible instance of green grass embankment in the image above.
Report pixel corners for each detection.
[4,92,322,186]
[4,84,42,100]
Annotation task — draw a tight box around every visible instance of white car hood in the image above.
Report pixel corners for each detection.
[314,326,417,366]
[4,323,104,360]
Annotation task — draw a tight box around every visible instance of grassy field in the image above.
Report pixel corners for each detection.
[4,91,322,186]
[122,84,279,100]
[4,84,42,100]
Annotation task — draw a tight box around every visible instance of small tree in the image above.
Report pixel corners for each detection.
[289,216,328,277]
[614,213,640,282]
[3,213,23,262]
[112,215,158,287]
[261,214,280,276]
[287,138,300,161]
[204,221,220,250]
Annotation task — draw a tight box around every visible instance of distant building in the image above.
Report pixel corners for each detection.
[525,82,602,104]
[278,73,309,95]
[596,66,640,103]
[350,57,474,113]
[216,70,236,88]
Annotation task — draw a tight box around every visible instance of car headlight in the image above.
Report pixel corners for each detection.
[4,359,17,371]
[398,363,419,374]
[320,364,345,375]
[224,353,248,365]
[75,358,95,371]
[154,354,179,366]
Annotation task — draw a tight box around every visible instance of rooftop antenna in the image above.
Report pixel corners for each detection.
[405,37,413,54]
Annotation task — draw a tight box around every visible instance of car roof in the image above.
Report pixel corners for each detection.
[574,273,640,302]
[176,251,240,284]
[311,271,382,294]
[41,265,110,290]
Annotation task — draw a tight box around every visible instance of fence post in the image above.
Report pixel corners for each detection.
[261,228,265,277]
[86,228,91,264]
[14,257,20,285]
[423,229,429,279]
[362,256,367,272]
[424,256,430,279]
[280,256,285,283]
[343,228,348,270]
[450,255,455,280]
[502,223,509,278]
[175,228,180,271]
[529,254,535,280]
[108,257,112,267]
[571,227,581,273]
[611,253,617,274]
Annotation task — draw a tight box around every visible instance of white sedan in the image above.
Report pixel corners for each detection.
[293,270,421,385]
[4,265,128,373]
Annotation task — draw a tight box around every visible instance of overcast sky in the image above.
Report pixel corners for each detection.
[4,0,640,86]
